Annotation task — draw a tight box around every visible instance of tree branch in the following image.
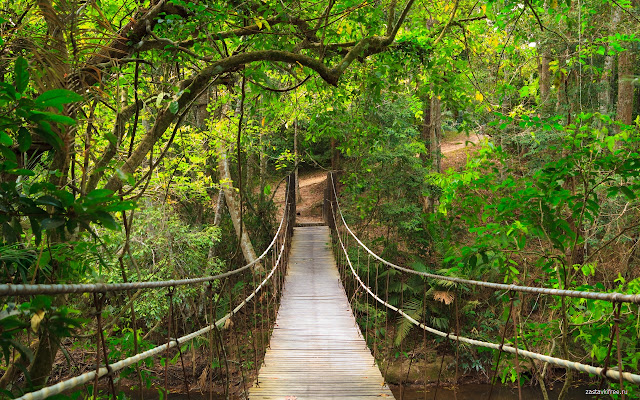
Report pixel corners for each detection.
[86,100,143,193]
[102,3,417,192]
[432,0,460,47]
[387,0,416,43]
[70,0,190,90]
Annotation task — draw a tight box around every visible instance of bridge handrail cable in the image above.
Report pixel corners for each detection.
[328,173,640,384]
[332,220,640,384]
[0,189,289,297]
[329,173,640,305]
[15,192,293,400]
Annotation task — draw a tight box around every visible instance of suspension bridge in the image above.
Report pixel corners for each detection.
[1,173,639,400]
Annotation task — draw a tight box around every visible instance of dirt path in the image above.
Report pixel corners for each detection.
[441,131,485,170]
[441,131,485,154]
[274,131,484,222]
[273,170,327,224]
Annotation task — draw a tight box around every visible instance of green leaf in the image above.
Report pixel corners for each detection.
[620,186,636,200]
[34,122,62,150]
[156,92,165,107]
[30,111,76,125]
[30,295,52,310]
[41,217,66,230]
[87,189,113,200]
[29,217,41,244]
[34,89,83,111]
[0,131,12,146]
[14,56,29,93]
[116,169,135,185]
[0,145,17,163]
[7,339,34,363]
[468,254,477,268]
[95,211,118,230]
[0,82,18,100]
[604,136,615,153]
[105,131,117,146]
[54,190,74,207]
[9,168,35,176]
[17,127,31,152]
[36,195,63,208]
[169,101,179,114]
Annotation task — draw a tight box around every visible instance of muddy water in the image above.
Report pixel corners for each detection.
[390,384,594,400]
[125,383,596,400]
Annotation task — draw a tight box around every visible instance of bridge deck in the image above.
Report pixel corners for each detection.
[249,226,394,399]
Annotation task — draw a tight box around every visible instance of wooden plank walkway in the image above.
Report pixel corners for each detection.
[249,226,395,400]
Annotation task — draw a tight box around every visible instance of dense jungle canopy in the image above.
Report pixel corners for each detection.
[1,0,639,399]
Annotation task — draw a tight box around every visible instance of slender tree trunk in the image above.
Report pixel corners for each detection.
[294,119,301,202]
[420,93,432,212]
[420,90,442,171]
[213,189,225,227]
[616,49,635,125]
[420,95,431,166]
[330,137,338,170]
[429,94,442,173]
[259,130,267,198]
[207,189,226,262]
[420,90,441,212]
[598,6,623,115]
[539,50,551,110]
[556,50,570,121]
[29,331,59,387]
[217,147,262,272]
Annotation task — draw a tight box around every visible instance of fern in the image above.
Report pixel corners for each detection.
[394,297,423,346]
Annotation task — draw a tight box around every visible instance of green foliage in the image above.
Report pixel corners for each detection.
[433,114,640,393]
[103,204,222,324]
[0,296,85,369]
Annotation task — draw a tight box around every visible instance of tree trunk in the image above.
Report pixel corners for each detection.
[420,90,442,172]
[330,137,338,170]
[429,94,442,173]
[28,331,59,387]
[217,147,262,272]
[207,189,226,263]
[294,119,301,202]
[539,50,551,110]
[260,130,268,198]
[213,189,225,227]
[420,90,441,212]
[598,6,623,115]
[420,95,431,166]
[555,49,570,121]
[616,49,635,125]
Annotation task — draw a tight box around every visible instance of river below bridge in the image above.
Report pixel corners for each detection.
[122,383,596,399]
[390,383,595,399]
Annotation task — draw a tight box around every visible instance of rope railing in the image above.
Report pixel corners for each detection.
[0,196,288,296]
[328,173,640,304]
[7,173,297,400]
[326,171,640,386]
[332,213,640,384]
[15,230,290,400]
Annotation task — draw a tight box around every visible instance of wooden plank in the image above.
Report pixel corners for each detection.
[249,226,395,400]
